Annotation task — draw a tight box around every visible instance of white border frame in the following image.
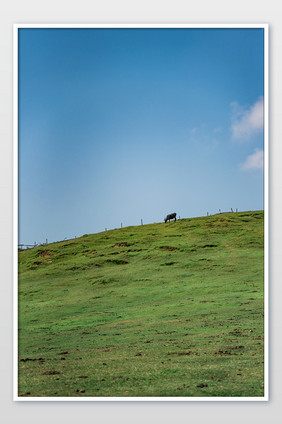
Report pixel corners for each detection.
[13,23,269,402]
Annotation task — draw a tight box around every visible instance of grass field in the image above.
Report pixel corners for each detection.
[18,211,264,398]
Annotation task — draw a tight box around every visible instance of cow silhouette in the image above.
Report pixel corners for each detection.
[164,213,177,223]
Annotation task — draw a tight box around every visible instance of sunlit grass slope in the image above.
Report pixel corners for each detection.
[18,211,264,397]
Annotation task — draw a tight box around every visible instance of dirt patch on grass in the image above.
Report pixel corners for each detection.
[159,246,180,251]
[33,261,43,266]
[59,243,74,248]
[32,259,53,266]
[113,242,130,248]
[37,250,51,257]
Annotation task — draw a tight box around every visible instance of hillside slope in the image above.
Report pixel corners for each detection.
[18,211,264,397]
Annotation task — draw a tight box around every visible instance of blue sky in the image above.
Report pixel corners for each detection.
[18,28,265,245]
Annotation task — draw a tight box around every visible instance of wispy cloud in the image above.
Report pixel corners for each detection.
[240,148,264,171]
[231,97,264,141]
[189,127,198,135]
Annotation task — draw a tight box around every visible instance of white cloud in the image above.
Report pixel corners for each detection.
[240,148,264,171]
[231,97,264,141]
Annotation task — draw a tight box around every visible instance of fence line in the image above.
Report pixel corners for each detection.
[18,208,240,250]
[18,237,74,250]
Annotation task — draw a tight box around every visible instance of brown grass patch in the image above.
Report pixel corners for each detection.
[113,242,130,248]
[37,250,51,257]
[159,246,180,251]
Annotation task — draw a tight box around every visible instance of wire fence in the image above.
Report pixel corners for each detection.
[18,208,239,250]
[18,237,74,251]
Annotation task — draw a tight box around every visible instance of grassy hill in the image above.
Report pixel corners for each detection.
[18,211,264,398]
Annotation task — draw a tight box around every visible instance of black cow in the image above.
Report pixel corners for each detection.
[164,212,177,223]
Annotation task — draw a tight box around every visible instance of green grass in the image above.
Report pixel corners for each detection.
[18,211,264,397]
